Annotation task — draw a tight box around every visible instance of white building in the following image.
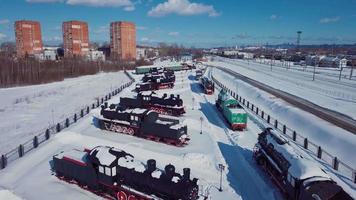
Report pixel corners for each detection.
[136,47,146,59]
[319,56,347,68]
[223,50,239,56]
[87,50,105,61]
[136,47,159,60]
[239,52,254,59]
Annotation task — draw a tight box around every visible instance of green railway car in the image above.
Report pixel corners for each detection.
[135,66,157,74]
[215,89,247,130]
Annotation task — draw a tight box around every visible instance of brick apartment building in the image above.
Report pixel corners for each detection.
[110,21,136,60]
[62,21,89,57]
[15,20,43,57]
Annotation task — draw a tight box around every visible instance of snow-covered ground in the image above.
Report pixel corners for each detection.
[0,71,130,154]
[207,57,356,120]
[0,67,354,199]
[0,70,284,200]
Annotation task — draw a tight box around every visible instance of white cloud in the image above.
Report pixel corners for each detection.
[0,19,10,25]
[26,0,64,2]
[27,0,135,10]
[141,37,149,42]
[137,26,147,30]
[168,31,179,36]
[148,0,219,17]
[320,16,340,24]
[93,26,109,34]
[0,33,7,40]
[270,14,278,20]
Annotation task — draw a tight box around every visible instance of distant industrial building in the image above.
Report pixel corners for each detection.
[110,21,136,60]
[15,20,43,57]
[62,21,89,57]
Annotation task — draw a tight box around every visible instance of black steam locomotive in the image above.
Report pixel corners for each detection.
[200,77,214,95]
[119,91,185,116]
[253,128,353,200]
[136,70,176,92]
[195,70,203,80]
[95,103,189,146]
[53,146,199,200]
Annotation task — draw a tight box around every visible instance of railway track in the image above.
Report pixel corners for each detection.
[212,65,356,135]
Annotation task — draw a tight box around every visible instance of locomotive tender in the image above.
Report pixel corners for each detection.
[200,77,214,95]
[53,146,199,200]
[95,103,189,146]
[215,89,247,131]
[120,91,185,116]
[254,128,353,200]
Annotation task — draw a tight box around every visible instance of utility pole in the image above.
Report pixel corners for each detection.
[350,61,355,80]
[218,164,225,192]
[312,65,316,81]
[200,116,204,134]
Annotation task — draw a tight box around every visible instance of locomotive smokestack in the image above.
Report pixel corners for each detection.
[170,94,174,99]
[177,94,180,99]
[146,159,156,174]
[104,102,108,109]
[183,168,190,180]
[165,164,175,179]
[163,93,167,98]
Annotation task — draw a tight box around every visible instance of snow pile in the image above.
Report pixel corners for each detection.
[0,190,23,200]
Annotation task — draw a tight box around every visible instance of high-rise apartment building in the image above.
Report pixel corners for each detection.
[62,21,89,57]
[15,20,43,57]
[110,21,136,60]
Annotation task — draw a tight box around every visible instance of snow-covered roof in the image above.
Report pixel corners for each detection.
[266,130,330,180]
[90,146,118,166]
[55,149,87,164]
[130,108,147,114]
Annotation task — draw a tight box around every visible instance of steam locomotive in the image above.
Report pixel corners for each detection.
[136,70,176,92]
[200,77,214,95]
[95,103,189,146]
[119,91,185,116]
[52,146,199,200]
[253,128,353,200]
[195,70,203,80]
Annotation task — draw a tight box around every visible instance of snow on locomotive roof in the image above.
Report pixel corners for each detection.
[117,155,145,172]
[140,91,155,96]
[266,129,330,180]
[229,108,247,114]
[54,149,87,164]
[130,108,147,114]
[90,146,118,166]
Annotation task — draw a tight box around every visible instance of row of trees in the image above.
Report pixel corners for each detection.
[0,53,135,87]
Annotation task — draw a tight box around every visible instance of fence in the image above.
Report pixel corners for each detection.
[211,74,356,184]
[0,70,135,170]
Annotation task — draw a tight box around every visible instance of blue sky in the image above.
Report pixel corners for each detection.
[0,0,356,47]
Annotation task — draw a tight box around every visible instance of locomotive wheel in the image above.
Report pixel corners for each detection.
[127,128,134,135]
[122,127,128,134]
[117,191,127,200]
[128,195,137,200]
